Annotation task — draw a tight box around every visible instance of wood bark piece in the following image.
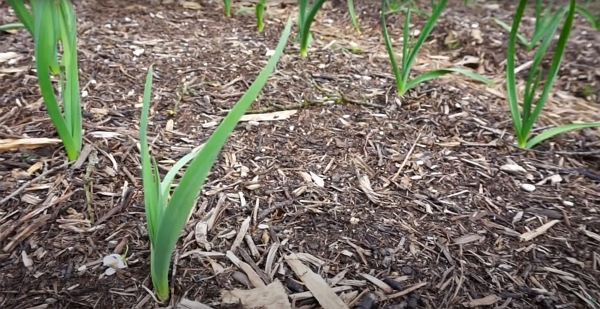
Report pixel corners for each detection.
[284,253,350,309]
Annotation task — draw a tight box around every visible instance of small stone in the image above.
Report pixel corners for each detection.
[563,201,574,207]
[402,266,413,275]
[521,184,536,192]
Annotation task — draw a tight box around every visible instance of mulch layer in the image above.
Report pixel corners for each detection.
[1,0,600,308]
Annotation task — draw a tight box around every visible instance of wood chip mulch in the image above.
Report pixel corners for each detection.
[1,1,600,308]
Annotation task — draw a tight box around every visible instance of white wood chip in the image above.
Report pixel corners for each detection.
[21,250,33,269]
[452,234,482,245]
[295,252,326,267]
[359,273,393,293]
[310,171,325,187]
[358,175,381,204]
[519,220,560,242]
[230,216,251,252]
[500,163,526,174]
[289,286,353,301]
[298,171,312,183]
[0,52,19,63]
[194,222,211,250]
[240,110,297,122]
[512,211,524,225]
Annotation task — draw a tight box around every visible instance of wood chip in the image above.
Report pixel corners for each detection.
[240,110,297,122]
[289,286,353,301]
[194,222,211,250]
[0,138,62,151]
[379,282,428,301]
[226,251,266,288]
[452,234,482,245]
[519,220,560,242]
[581,228,600,242]
[462,294,502,307]
[230,216,251,252]
[284,253,349,309]
[357,175,381,204]
[359,273,393,293]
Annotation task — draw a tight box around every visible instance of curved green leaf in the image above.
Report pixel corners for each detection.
[526,123,600,149]
[139,66,160,242]
[381,0,404,94]
[506,0,528,144]
[576,6,600,29]
[348,0,360,34]
[31,0,79,161]
[406,68,494,92]
[298,0,327,57]
[6,0,34,35]
[0,22,25,32]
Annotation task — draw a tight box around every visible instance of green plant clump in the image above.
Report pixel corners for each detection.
[256,0,267,32]
[139,17,293,302]
[576,4,600,30]
[381,0,494,97]
[298,0,328,57]
[505,0,600,149]
[7,0,83,161]
[493,0,566,51]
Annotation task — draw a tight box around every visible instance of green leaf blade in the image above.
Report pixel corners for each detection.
[381,0,404,95]
[405,68,494,92]
[525,123,600,149]
[148,17,293,302]
[31,0,79,161]
[521,0,576,145]
[506,0,528,144]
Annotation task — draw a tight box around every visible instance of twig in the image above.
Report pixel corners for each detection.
[0,161,71,205]
[391,130,422,182]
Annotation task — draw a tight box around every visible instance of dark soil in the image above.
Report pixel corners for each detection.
[1,0,600,308]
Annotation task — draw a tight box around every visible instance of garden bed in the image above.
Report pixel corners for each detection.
[1,0,600,308]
